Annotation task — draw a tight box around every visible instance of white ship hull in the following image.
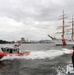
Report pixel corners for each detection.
[53,39,74,46]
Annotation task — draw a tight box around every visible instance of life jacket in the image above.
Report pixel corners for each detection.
[72,52,74,56]
[72,51,74,61]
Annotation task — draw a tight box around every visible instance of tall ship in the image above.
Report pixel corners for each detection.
[48,11,74,46]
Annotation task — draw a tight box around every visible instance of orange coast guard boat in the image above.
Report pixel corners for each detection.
[0,47,30,59]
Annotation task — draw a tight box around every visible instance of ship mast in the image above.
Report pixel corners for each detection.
[59,10,68,39]
[62,10,65,39]
[72,15,74,40]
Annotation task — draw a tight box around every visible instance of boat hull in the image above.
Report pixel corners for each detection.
[53,39,74,46]
[0,51,30,59]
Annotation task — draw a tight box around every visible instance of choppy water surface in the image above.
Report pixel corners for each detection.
[0,43,73,75]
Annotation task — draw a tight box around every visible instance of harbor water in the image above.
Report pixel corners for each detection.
[0,43,73,75]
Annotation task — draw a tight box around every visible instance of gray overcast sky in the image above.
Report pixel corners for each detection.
[0,0,73,41]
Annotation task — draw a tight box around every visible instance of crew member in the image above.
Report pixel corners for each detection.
[71,46,74,69]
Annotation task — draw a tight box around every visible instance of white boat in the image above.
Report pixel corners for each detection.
[0,43,30,59]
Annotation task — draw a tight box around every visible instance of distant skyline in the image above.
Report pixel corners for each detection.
[0,0,73,41]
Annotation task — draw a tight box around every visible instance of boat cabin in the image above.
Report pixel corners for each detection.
[1,47,19,54]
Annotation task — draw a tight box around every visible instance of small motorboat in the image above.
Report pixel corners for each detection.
[0,47,30,59]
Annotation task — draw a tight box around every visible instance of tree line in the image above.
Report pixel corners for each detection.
[0,40,11,44]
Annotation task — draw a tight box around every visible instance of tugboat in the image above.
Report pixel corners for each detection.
[0,43,30,59]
